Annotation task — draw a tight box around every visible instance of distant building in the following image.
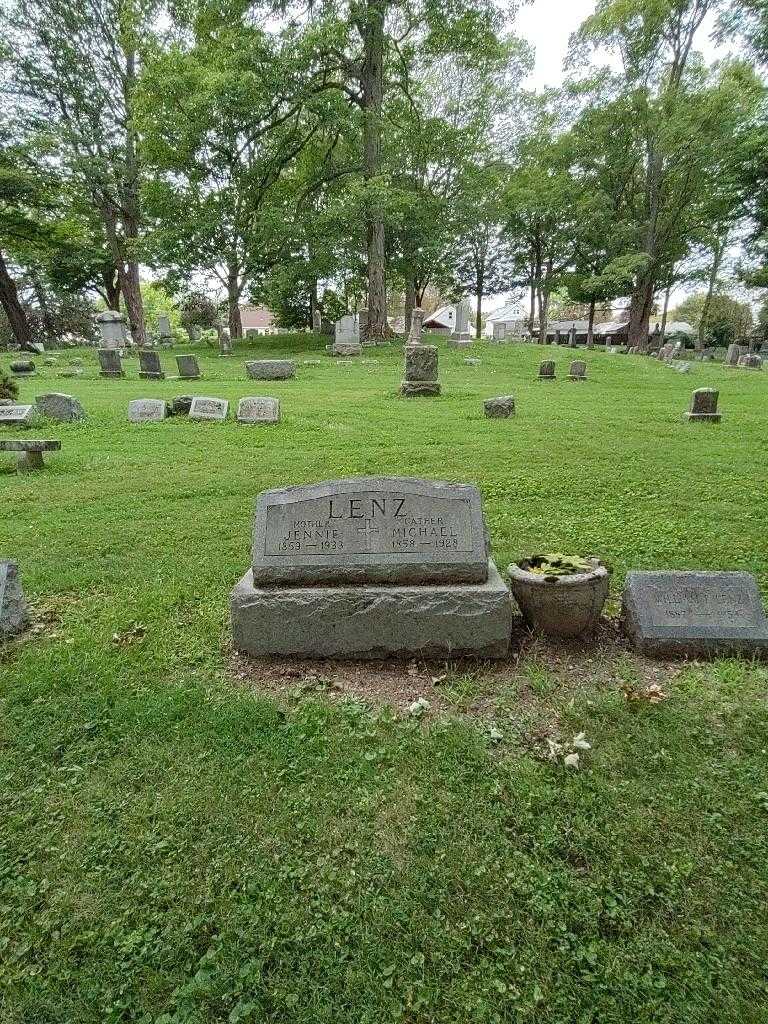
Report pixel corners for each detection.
[484,301,529,338]
[422,305,457,334]
[240,305,276,335]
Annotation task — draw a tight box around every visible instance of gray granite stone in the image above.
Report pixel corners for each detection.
[622,571,768,659]
[738,353,763,370]
[538,360,555,380]
[250,477,489,586]
[189,396,228,421]
[568,360,587,380]
[98,349,124,378]
[231,559,511,660]
[169,395,194,416]
[237,396,280,424]
[401,380,441,397]
[404,345,437,381]
[35,393,85,423]
[0,439,61,472]
[724,343,742,367]
[245,360,295,380]
[0,405,34,427]
[176,355,201,379]
[138,350,165,380]
[685,388,721,422]
[95,309,129,348]
[332,342,362,357]
[0,561,28,638]
[128,398,168,423]
[484,395,515,418]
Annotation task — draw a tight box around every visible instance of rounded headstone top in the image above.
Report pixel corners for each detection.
[95,309,126,323]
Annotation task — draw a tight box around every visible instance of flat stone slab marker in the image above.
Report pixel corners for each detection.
[0,439,61,472]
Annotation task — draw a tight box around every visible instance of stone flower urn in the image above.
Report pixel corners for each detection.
[508,555,610,638]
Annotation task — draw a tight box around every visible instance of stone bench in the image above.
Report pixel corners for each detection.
[0,439,61,472]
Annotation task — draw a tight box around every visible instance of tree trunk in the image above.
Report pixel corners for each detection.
[628,274,655,351]
[102,266,120,310]
[309,277,318,329]
[0,250,36,351]
[361,0,388,341]
[660,277,673,342]
[119,46,146,347]
[475,266,484,339]
[538,288,550,350]
[586,296,596,350]
[227,266,243,339]
[404,276,416,332]
[527,259,536,336]
[30,271,56,340]
[698,239,725,352]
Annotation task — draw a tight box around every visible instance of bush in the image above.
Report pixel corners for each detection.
[0,371,19,400]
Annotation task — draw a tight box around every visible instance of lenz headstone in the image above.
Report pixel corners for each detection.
[685,388,720,423]
[98,349,125,378]
[35,393,85,423]
[0,405,34,427]
[401,345,440,397]
[237,396,280,424]
[128,398,168,423]
[484,396,515,418]
[245,360,295,380]
[231,477,512,659]
[138,349,165,380]
[189,397,228,422]
[0,561,28,638]
[623,571,768,659]
[176,354,201,379]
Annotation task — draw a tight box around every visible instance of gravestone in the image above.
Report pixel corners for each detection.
[448,300,473,348]
[738,353,763,370]
[176,354,201,379]
[492,323,507,342]
[538,360,556,381]
[170,395,194,416]
[0,405,34,427]
[401,345,440,397]
[674,361,691,374]
[724,343,741,367]
[138,349,165,380]
[128,398,168,423]
[623,571,768,659]
[237,396,280,424]
[10,360,35,376]
[0,439,61,472]
[684,388,721,422]
[0,561,28,638]
[189,396,228,422]
[95,309,128,349]
[246,359,296,380]
[484,396,515,418]
[554,329,562,345]
[98,349,125,378]
[406,307,424,347]
[568,360,587,381]
[35,393,85,423]
[157,314,172,340]
[333,315,361,356]
[568,327,577,348]
[313,309,322,334]
[358,308,369,345]
[230,476,512,659]
[219,328,232,356]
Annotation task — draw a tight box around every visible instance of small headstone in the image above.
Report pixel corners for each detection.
[237,396,280,424]
[35,393,85,423]
[57,368,84,379]
[464,358,481,366]
[128,398,168,423]
[0,438,61,472]
[538,360,555,380]
[95,309,129,348]
[738,353,763,370]
[724,343,741,367]
[176,354,201,379]
[568,360,587,381]
[484,396,515,418]
[406,308,424,347]
[98,349,124,378]
[685,388,721,423]
[245,360,295,380]
[0,405,34,427]
[401,345,440,397]
[170,395,194,416]
[568,327,577,348]
[333,315,361,355]
[674,361,691,373]
[623,571,768,659]
[492,323,506,342]
[448,299,473,347]
[138,349,165,380]
[219,328,232,356]
[189,396,228,422]
[312,309,322,334]
[0,561,28,638]
[10,360,35,376]
[157,314,172,339]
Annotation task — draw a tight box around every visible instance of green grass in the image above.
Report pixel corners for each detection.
[1,337,767,1023]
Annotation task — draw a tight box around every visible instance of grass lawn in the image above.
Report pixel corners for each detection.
[1,336,767,1023]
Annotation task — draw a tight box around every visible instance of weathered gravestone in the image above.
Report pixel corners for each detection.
[189,396,228,422]
[448,300,473,348]
[170,395,194,416]
[401,345,440,397]
[406,307,424,347]
[237,397,280,424]
[312,309,322,334]
[10,360,35,376]
[128,398,168,423]
[538,360,556,381]
[0,439,61,472]
[674,361,691,374]
[138,349,165,380]
[738,353,763,370]
[246,360,296,380]
[333,315,362,356]
[685,388,721,423]
[0,561,28,638]
[484,396,515,418]
[35,393,85,423]
[491,323,507,343]
[176,354,201,379]
[623,571,768,659]
[95,309,128,349]
[98,349,125,378]
[157,315,173,343]
[568,360,587,381]
[0,405,34,427]
[724,343,742,367]
[230,476,513,659]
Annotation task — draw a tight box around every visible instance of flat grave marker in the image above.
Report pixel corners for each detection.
[237,397,280,424]
[189,396,228,422]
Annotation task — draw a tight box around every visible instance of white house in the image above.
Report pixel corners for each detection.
[484,300,529,338]
[422,305,457,334]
